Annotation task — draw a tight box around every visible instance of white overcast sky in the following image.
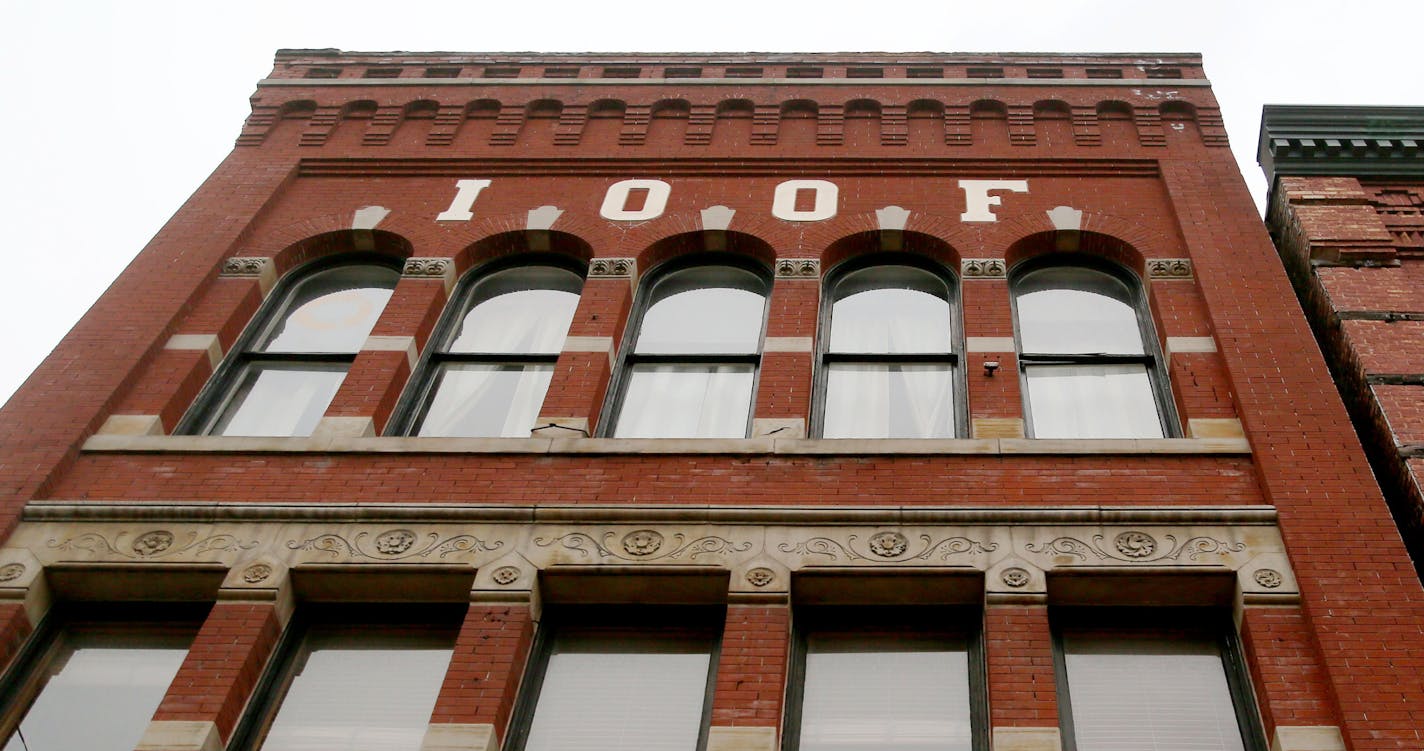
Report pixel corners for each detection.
[0,0,1418,407]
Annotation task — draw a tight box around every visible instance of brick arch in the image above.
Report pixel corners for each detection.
[241,212,420,274]
[437,211,606,276]
[986,209,1177,276]
[617,210,784,267]
[802,210,979,268]
[627,229,777,276]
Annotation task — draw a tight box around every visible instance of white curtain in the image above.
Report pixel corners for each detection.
[216,366,347,437]
[1025,364,1163,438]
[824,365,953,439]
[259,632,453,751]
[799,637,971,751]
[615,365,754,438]
[1063,635,1245,751]
[449,287,579,355]
[416,364,554,437]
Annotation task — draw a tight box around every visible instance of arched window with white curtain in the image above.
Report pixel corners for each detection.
[818,260,960,439]
[180,259,400,437]
[1011,260,1175,439]
[606,260,769,438]
[393,263,583,437]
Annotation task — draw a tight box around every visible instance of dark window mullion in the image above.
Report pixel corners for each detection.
[1018,353,1152,366]
[824,352,958,364]
[627,353,761,366]
[242,352,358,365]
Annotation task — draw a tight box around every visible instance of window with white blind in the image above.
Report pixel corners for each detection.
[0,622,194,751]
[784,607,985,751]
[508,608,722,751]
[1011,260,1175,439]
[1055,611,1264,751]
[237,608,460,751]
[605,260,769,438]
[179,259,400,437]
[817,260,961,439]
[392,263,583,437]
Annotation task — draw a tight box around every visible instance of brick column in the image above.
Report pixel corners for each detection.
[752,271,818,438]
[961,273,1024,438]
[984,603,1060,751]
[538,269,634,436]
[0,602,33,674]
[144,602,283,750]
[1240,605,1342,749]
[707,604,790,751]
[322,270,448,435]
[425,602,537,751]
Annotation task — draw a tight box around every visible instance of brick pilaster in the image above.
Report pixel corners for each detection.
[429,603,536,744]
[709,604,790,729]
[984,603,1059,729]
[152,602,282,743]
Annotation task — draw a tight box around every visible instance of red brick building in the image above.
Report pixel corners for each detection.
[0,52,1415,751]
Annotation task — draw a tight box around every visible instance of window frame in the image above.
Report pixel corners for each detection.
[599,254,772,439]
[386,255,587,437]
[1008,255,1180,439]
[0,602,209,751]
[812,254,966,439]
[781,605,988,751]
[227,602,464,751]
[504,604,725,751]
[176,254,403,436]
[1050,606,1266,751]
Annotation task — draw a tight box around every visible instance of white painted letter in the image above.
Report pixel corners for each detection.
[772,179,839,222]
[600,179,671,221]
[959,179,1029,222]
[436,179,492,221]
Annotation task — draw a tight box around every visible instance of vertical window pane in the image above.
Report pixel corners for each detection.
[1016,268,1143,355]
[212,363,348,437]
[829,267,951,354]
[823,364,953,439]
[1024,364,1163,439]
[259,630,453,751]
[448,268,581,354]
[799,635,971,751]
[3,631,189,751]
[1063,635,1245,751]
[524,634,711,751]
[261,267,397,354]
[635,268,766,354]
[614,365,754,438]
[415,364,554,437]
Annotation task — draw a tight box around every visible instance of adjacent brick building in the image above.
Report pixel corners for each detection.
[0,52,1416,751]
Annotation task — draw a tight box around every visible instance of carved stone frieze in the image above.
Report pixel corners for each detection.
[746,567,775,587]
[491,566,522,585]
[778,533,996,562]
[286,531,501,560]
[402,258,452,277]
[962,259,1007,278]
[221,257,271,277]
[1147,258,1193,279]
[47,531,259,560]
[535,531,752,562]
[1253,569,1283,588]
[1024,531,1244,563]
[1000,567,1031,588]
[588,258,635,278]
[775,259,820,278]
[0,563,25,583]
[241,563,273,583]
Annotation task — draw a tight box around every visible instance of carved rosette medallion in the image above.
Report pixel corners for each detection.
[621,530,664,557]
[374,529,417,556]
[868,531,909,558]
[746,567,775,587]
[1000,567,1031,588]
[775,259,820,278]
[402,258,451,277]
[1147,259,1193,279]
[491,566,521,585]
[241,563,273,584]
[961,259,1007,278]
[1113,531,1157,558]
[589,258,635,278]
[1253,569,1283,589]
[132,531,175,557]
[0,563,25,583]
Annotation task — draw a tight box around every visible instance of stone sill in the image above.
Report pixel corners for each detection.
[81,435,1251,456]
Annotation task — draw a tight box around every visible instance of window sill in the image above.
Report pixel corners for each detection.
[80,434,1251,456]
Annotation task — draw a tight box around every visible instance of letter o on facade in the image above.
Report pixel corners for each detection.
[772,179,839,222]
[600,179,672,221]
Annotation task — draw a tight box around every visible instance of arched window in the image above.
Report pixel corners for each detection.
[1011,261,1174,438]
[606,260,769,438]
[393,264,583,437]
[180,260,399,436]
[818,261,960,438]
